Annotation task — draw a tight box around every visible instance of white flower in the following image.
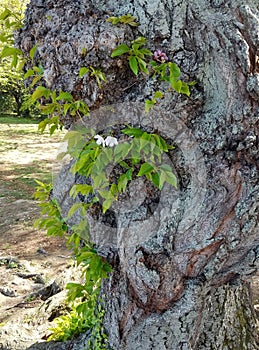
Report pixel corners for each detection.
[94,134,118,147]
[105,136,118,147]
[94,134,105,146]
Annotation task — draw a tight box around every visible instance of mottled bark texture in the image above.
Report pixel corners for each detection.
[18,0,258,349]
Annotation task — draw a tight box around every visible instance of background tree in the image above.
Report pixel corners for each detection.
[17,0,258,349]
[0,0,29,116]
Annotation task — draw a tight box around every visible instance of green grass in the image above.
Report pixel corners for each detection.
[0,115,40,124]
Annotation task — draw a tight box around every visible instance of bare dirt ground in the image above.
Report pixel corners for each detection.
[0,122,258,349]
[0,123,75,348]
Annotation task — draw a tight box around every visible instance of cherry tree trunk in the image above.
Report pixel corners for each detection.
[18,0,258,349]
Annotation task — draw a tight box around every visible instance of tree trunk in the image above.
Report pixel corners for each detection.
[18,0,258,349]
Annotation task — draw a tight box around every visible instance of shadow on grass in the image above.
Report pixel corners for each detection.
[0,162,53,200]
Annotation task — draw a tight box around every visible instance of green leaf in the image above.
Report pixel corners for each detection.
[169,62,181,79]
[117,173,129,193]
[91,159,105,177]
[126,168,133,180]
[119,15,139,26]
[77,101,90,115]
[158,170,166,190]
[159,164,177,188]
[106,16,120,24]
[1,46,22,58]
[30,75,43,87]
[24,69,34,79]
[111,44,130,57]
[145,99,154,114]
[119,161,130,169]
[131,139,141,159]
[154,90,164,99]
[90,67,106,87]
[29,44,38,61]
[131,36,147,46]
[98,70,106,82]
[141,132,151,141]
[102,147,113,163]
[152,134,168,152]
[0,8,12,21]
[180,83,190,96]
[0,32,12,43]
[122,127,144,137]
[93,173,109,188]
[170,79,182,93]
[98,190,112,200]
[0,33,9,43]
[151,172,160,188]
[34,179,47,187]
[128,56,138,75]
[49,124,57,135]
[79,66,89,77]
[56,91,73,102]
[164,171,177,188]
[145,90,164,114]
[139,48,152,56]
[67,203,84,218]
[100,193,115,213]
[160,164,173,172]
[50,90,57,103]
[17,58,26,71]
[114,142,131,163]
[33,65,43,74]
[110,184,118,196]
[70,184,93,198]
[66,282,85,300]
[31,85,50,102]
[63,103,71,115]
[139,136,151,154]
[38,103,56,115]
[127,21,139,27]
[106,15,139,27]
[81,47,87,55]
[137,162,154,176]
[11,52,19,68]
[75,158,94,176]
[136,57,149,74]
[154,62,168,80]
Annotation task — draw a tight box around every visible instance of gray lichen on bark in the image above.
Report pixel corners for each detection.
[17,0,259,349]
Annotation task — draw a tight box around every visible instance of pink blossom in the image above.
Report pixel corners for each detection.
[153,50,168,63]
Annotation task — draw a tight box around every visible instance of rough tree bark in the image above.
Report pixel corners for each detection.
[18,0,258,349]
